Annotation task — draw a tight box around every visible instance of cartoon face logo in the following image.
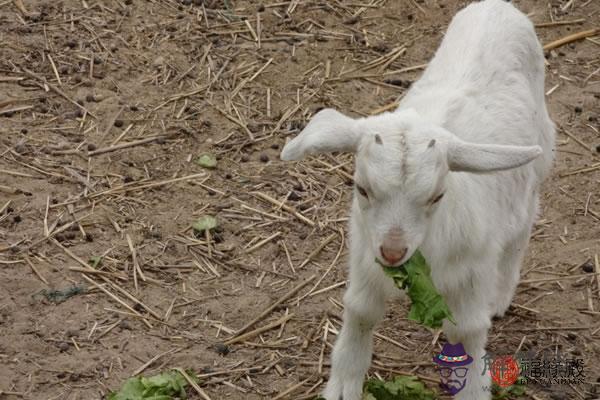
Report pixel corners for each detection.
[433,342,473,395]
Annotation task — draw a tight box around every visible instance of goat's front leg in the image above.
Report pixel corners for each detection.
[441,265,495,400]
[323,264,390,400]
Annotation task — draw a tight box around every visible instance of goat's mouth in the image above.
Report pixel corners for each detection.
[375,258,407,269]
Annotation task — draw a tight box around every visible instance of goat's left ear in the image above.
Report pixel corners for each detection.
[280,108,359,161]
[447,139,543,173]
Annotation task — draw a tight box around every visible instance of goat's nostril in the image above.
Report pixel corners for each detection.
[380,246,408,265]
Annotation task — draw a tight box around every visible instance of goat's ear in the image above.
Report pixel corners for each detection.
[447,139,542,173]
[280,109,359,161]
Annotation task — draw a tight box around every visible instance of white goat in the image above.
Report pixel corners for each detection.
[280,0,554,399]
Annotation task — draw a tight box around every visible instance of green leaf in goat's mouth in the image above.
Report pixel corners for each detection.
[377,250,455,329]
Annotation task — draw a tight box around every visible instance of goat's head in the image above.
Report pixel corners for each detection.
[281,108,542,267]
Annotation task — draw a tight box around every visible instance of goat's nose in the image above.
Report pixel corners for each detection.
[380,246,407,266]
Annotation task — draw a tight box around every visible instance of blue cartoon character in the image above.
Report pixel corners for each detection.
[433,342,473,395]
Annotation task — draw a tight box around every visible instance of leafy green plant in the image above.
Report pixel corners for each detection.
[195,153,217,169]
[88,256,102,268]
[492,380,527,399]
[108,370,193,400]
[192,216,218,234]
[378,250,454,329]
[363,376,437,400]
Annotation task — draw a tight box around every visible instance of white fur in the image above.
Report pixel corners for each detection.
[280,1,554,399]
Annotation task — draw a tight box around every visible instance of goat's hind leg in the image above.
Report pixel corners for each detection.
[493,230,530,318]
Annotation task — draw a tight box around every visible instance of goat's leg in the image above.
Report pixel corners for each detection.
[445,325,491,400]
[323,265,391,400]
[493,236,528,318]
[494,198,538,318]
[442,272,493,400]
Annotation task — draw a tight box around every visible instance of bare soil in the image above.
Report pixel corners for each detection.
[1,1,599,399]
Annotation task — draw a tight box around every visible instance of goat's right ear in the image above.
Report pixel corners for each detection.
[280,109,359,161]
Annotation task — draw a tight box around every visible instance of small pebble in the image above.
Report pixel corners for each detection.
[87,143,97,151]
[240,155,249,162]
[582,262,594,273]
[214,343,230,356]
[58,342,70,352]
[259,154,269,163]
[65,330,78,338]
[288,191,302,201]
[114,119,124,128]
[574,106,583,113]
[153,56,165,68]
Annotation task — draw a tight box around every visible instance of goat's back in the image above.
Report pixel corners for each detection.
[401,0,554,181]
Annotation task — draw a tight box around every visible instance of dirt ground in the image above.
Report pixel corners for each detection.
[1,0,599,399]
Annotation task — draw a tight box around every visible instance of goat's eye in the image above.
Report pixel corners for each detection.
[356,185,369,199]
[431,192,445,204]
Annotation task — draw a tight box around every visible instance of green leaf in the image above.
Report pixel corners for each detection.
[378,250,454,329]
[108,377,145,400]
[192,216,218,234]
[88,256,102,269]
[492,381,527,399]
[195,153,217,169]
[364,375,437,400]
[108,371,193,400]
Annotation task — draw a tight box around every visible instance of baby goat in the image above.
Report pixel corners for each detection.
[280,0,554,399]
